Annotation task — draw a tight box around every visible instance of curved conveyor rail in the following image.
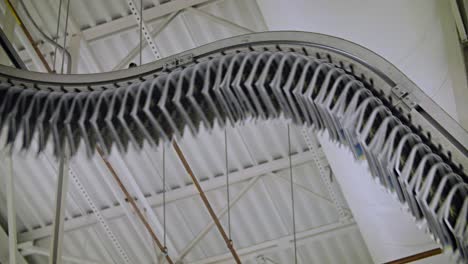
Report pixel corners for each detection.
[0,31,467,262]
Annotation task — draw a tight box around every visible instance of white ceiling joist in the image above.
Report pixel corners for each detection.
[82,0,223,42]
[113,11,179,70]
[192,221,357,264]
[17,150,318,243]
[176,172,263,261]
[19,243,109,264]
[187,7,255,33]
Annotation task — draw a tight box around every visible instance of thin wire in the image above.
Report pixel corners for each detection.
[139,0,143,66]
[163,143,167,254]
[60,0,71,74]
[52,0,64,72]
[288,125,297,264]
[225,127,231,241]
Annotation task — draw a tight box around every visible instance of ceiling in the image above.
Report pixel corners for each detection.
[0,0,375,263]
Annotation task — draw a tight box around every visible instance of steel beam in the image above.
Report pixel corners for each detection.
[15,28,46,71]
[20,243,110,264]
[191,221,357,264]
[450,0,468,42]
[97,148,174,264]
[187,7,255,33]
[0,26,27,69]
[269,172,350,214]
[176,172,262,261]
[112,11,179,70]
[302,128,349,220]
[5,0,51,72]
[67,158,132,264]
[82,0,222,42]
[126,0,162,61]
[173,141,241,263]
[17,151,315,243]
[69,33,82,74]
[91,155,156,260]
[106,150,178,260]
[0,0,17,66]
[445,0,468,130]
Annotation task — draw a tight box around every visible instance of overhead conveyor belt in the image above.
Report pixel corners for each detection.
[0,31,467,262]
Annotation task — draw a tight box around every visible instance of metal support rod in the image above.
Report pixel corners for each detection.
[49,144,70,264]
[287,125,297,264]
[96,147,174,264]
[384,248,442,264]
[172,141,242,264]
[225,128,231,240]
[5,0,52,72]
[6,147,17,264]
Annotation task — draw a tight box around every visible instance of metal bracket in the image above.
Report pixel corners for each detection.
[391,85,418,109]
[391,85,409,98]
[163,54,194,70]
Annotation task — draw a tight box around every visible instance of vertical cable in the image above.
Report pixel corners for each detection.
[225,127,231,241]
[52,0,63,72]
[288,125,298,264]
[60,0,71,74]
[163,143,167,255]
[139,0,143,66]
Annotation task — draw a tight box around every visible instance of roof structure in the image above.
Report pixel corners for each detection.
[0,0,375,263]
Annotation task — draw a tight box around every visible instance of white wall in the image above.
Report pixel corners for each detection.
[256,0,464,263]
[257,0,464,122]
[318,133,448,263]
